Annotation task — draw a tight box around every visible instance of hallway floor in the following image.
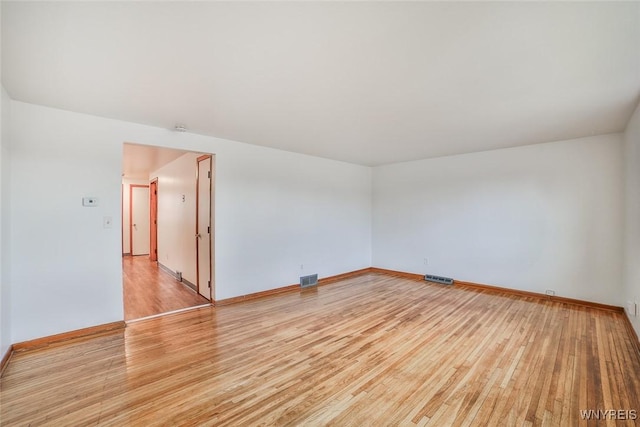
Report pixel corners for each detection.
[123,255,209,320]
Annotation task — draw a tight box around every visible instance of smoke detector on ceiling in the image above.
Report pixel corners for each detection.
[174,124,187,132]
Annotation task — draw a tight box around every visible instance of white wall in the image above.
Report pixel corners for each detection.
[121,177,150,254]
[0,87,4,356]
[216,148,372,300]
[373,135,624,306]
[9,95,627,344]
[10,103,124,342]
[150,152,199,285]
[0,85,11,357]
[0,3,10,359]
[8,100,372,342]
[623,101,640,338]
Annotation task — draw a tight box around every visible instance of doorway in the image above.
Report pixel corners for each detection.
[122,143,215,320]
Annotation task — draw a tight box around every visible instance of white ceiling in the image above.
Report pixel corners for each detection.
[3,2,639,166]
[122,143,190,180]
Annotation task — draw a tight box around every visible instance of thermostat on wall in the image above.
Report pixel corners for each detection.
[82,197,99,207]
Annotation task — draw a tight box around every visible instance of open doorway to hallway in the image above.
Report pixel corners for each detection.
[122,143,215,320]
[123,255,209,320]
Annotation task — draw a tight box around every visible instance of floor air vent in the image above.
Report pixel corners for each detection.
[300,274,318,288]
[424,274,454,285]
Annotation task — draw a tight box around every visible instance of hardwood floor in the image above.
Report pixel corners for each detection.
[2,273,639,426]
[123,255,209,320]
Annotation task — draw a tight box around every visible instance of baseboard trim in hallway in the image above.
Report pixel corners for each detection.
[157,261,196,291]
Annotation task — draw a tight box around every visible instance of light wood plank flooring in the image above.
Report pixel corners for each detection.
[2,273,639,426]
[123,255,209,320]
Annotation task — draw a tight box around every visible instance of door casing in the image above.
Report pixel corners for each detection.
[196,155,213,301]
[149,179,158,261]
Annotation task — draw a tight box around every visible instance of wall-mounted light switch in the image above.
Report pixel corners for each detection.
[82,197,99,207]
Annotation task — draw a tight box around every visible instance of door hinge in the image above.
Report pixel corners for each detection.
[208,171,211,179]
[207,226,210,233]
[208,280,211,288]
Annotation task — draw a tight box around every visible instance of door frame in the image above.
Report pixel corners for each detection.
[121,183,124,256]
[129,184,150,256]
[196,154,213,301]
[149,179,158,261]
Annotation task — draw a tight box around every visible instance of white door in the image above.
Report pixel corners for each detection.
[196,156,212,300]
[131,185,150,256]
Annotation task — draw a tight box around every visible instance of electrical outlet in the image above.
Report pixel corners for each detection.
[423,258,428,266]
[300,264,304,270]
[545,290,555,297]
[627,301,635,316]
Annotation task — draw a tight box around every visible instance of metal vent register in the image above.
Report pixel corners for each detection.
[424,274,454,285]
[300,274,318,288]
